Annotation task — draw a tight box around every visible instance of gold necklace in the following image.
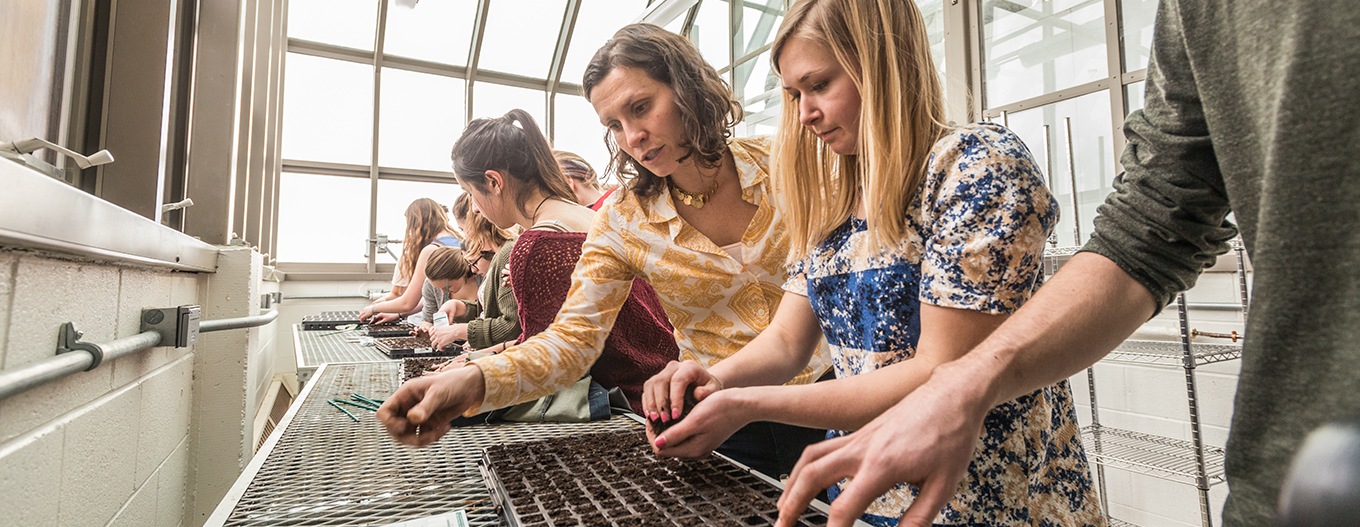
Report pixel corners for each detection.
[670,177,720,210]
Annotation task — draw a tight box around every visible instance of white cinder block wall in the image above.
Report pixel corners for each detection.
[0,250,204,527]
[0,245,278,527]
[1067,265,1251,527]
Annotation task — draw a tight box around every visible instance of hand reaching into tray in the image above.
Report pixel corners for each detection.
[370,312,401,325]
[774,366,987,527]
[641,360,724,426]
[378,365,487,447]
[641,360,740,454]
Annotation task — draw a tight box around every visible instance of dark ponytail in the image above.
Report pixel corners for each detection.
[451,109,576,217]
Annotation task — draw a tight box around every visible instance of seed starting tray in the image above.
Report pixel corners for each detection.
[301,310,362,330]
[400,357,461,384]
[480,429,860,526]
[375,335,462,359]
[205,362,642,527]
[367,322,418,338]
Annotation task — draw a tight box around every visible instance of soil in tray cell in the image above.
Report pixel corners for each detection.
[482,430,833,526]
[400,357,454,383]
[378,336,434,349]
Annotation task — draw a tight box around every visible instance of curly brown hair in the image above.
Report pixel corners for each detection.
[582,23,742,199]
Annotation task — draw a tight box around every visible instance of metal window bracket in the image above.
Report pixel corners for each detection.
[57,322,105,371]
[261,292,282,309]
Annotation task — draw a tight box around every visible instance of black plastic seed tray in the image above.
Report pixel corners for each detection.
[375,335,463,359]
[300,310,361,330]
[399,357,461,384]
[367,322,417,338]
[480,430,851,526]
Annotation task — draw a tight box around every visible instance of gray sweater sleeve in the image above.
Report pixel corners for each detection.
[466,242,521,349]
[420,280,439,321]
[1080,0,1237,314]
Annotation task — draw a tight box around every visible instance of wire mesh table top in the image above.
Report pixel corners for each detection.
[215,362,641,527]
[295,324,392,368]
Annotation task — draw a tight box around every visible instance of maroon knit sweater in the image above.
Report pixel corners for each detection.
[509,229,679,414]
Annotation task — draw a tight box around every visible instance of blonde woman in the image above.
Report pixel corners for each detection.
[361,198,463,323]
[426,202,520,352]
[378,24,832,478]
[640,1,1103,526]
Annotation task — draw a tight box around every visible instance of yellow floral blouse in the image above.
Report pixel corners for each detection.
[470,136,832,413]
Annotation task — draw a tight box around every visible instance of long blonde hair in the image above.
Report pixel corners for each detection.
[462,209,517,255]
[399,198,458,283]
[771,0,947,259]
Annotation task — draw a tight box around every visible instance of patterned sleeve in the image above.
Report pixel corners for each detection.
[782,257,810,296]
[918,125,1058,315]
[467,203,642,414]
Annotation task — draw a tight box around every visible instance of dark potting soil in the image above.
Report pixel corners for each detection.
[482,430,831,526]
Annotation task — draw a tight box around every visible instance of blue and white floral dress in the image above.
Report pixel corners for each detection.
[784,123,1104,527]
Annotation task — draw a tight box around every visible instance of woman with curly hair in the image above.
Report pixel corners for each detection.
[379,24,831,479]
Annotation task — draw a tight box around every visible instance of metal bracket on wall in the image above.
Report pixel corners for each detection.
[261,291,283,309]
[140,306,202,348]
[56,322,105,371]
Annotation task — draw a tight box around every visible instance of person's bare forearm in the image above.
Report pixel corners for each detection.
[732,359,937,431]
[706,320,819,389]
[957,252,1158,408]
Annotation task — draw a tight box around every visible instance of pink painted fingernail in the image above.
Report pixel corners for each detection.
[654,436,667,448]
[671,408,681,419]
[648,412,659,421]
[660,413,669,423]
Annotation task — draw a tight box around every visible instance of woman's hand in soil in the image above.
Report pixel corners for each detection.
[641,360,723,426]
[370,312,401,325]
[651,388,751,458]
[379,364,487,447]
[427,355,468,374]
[429,324,467,350]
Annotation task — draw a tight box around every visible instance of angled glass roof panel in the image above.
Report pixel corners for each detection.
[472,82,548,127]
[479,0,569,79]
[383,0,478,66]
[691,0,730,70]
[379,68,467,172]
[287,0,379,50]
[662,11,687,34]
[561,0,649,88]
[736,0,783,60]
[282,53,374,165]
[553,93,613,183]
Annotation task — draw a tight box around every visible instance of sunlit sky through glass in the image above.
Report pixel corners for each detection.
[479,0,567,78]
[383,0,477,66]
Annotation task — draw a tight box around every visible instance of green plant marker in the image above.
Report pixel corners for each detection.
[327,400,360,421]
[332,398,379,412]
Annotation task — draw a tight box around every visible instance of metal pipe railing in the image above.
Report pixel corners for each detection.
[0,310,278,402]
[200,310,279,332]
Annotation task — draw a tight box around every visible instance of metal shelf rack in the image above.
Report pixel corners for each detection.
[1080,425,1227,486]
[1060,240,1249,527]
[1105,340,1243,367]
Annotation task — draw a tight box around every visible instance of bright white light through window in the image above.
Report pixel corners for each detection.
[282,53,374,165]
[379,68,466,172]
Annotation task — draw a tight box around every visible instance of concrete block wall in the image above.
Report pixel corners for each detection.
[188,247,278,525]
[1067,267,1250,527]
[0,249,204,527]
